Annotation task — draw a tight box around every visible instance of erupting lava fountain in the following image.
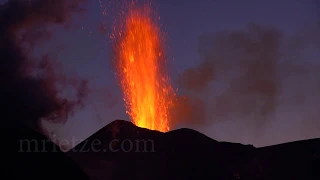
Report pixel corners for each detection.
[112,3,176,132]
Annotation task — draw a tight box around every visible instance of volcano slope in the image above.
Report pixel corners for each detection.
[2,125,89,180]
[67,120,320,180]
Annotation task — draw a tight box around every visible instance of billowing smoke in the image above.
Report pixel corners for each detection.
[206,24,280,121]
[0,0,89,131]
[173,22,320,133]
[169,95,206,128]
[177,60,215,92]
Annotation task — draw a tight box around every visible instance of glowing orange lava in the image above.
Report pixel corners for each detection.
[113,3,175,132]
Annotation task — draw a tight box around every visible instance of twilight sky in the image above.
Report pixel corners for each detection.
[2,0,319,148]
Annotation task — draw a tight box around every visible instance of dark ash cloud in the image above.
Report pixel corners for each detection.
[0,0,88,131]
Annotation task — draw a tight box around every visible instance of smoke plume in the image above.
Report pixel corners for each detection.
[177,60,215,92]
[0,0,88,131]
[174,22,320,130]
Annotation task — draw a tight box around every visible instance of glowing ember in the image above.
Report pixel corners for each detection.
[113,3,175,132]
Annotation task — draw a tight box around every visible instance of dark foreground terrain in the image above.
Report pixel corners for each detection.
[67,120,320,180]
[4,120,319,180]
[3,125,89,180]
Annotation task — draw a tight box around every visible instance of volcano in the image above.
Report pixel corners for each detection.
[67,120,320,180]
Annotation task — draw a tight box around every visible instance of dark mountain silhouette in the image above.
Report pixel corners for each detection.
[3,125,89,180]
[67,120,320,180]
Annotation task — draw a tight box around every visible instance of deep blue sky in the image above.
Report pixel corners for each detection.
[3,0,319,148]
